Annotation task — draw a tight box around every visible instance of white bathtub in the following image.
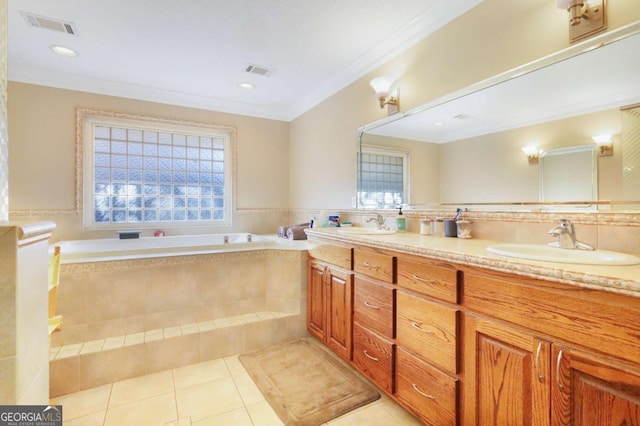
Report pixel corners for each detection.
[53,233,280,263]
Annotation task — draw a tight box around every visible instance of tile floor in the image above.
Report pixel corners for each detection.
[52,351,423,426]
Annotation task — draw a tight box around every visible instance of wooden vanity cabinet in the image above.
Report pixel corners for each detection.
[395,255,461,425]
[308,236,640,426]
[552,345,640,425]
[307,244,354,361]
[463,315,552,425]
[462,269,640,426]
[352,249,397,393]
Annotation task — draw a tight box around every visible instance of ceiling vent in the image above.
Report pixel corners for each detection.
[244,64,275,77]
[20,12,78,35]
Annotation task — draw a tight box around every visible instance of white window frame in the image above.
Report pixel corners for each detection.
[358,145,410,209]
[81,111,234,230]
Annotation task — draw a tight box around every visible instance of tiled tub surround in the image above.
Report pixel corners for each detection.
[306,227,640,298]
[50,246,308,397]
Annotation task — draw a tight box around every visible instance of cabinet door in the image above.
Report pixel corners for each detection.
[464,316,551,426]
[307,261,327,341]
[552,346,640,425]
[327,267,354,361]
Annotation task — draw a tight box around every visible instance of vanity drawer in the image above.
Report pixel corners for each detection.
[397,258,458,303]
[396,291,458,374]
[396,347,458,426]
[308,244,352,270]
[354,250,396,283]
[353,323,395,394]
[354,278,395,339]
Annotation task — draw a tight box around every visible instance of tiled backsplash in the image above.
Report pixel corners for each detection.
[291,209,640,255]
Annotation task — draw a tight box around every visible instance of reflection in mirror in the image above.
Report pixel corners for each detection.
[540,145,597,210]
[358,23,640,211]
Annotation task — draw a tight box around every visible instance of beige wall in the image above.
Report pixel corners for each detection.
[289,0,640,210]
[440,109,623,203]
[8,83,290,241]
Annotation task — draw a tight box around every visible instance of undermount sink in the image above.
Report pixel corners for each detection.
[337,227,396,235]
[486,243,640,266]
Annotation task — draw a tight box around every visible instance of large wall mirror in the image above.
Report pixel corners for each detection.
[358,22,640,212]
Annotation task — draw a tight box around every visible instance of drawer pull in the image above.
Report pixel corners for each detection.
[363,300,380,309]
[363,350,379,362]
[556,350,565,391]
[411,322,434,334]
[412,274,437,285]
[363,262,380,270]
[412,383,435,399]
[535,342,544,383]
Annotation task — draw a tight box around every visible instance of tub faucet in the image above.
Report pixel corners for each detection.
[366,214,390,230]
[547,219,594,250]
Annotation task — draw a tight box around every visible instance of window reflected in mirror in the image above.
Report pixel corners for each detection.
[358,146,408,209]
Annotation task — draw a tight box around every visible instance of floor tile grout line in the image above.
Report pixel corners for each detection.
[171,368,180,424]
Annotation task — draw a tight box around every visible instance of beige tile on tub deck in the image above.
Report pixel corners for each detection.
[49,356,80,397]
[173,358,230,390]
[87,270,148,323]
[51,383,111,421]
[104,392,177,426]
[199,325,246,361]
[80,344,146,391]
[109,370,174,407]
[145,333,199,374]
[176,377,244,422]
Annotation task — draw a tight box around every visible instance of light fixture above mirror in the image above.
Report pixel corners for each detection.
[370,77,399,115]
[592,134,613,156]
[522,146,541,165]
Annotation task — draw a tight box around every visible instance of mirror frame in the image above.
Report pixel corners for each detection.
[357,21,640,212]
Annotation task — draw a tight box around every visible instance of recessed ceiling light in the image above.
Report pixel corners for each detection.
[433,121,444,126]
[50,45,78,57]
[239,82,254,90]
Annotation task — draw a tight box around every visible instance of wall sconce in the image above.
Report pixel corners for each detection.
[556,0,606,43]
[370,77,400,115]
[592,134,613,156]
[522,146,540,165]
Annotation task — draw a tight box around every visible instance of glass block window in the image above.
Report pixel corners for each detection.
[358,147,409,209]
[82,113,233,229]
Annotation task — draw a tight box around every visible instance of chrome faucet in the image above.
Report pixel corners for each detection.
[366,214,390,230]
[548,219,594,250]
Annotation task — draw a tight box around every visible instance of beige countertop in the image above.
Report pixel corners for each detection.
[306,228,640,298]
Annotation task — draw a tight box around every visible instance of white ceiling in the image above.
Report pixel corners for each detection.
[7,0,483,121]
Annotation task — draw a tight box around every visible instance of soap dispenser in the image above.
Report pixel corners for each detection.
[396,207,406,232]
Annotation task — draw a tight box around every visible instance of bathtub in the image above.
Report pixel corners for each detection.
[49,232,309,396]
[53,233,281,263]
